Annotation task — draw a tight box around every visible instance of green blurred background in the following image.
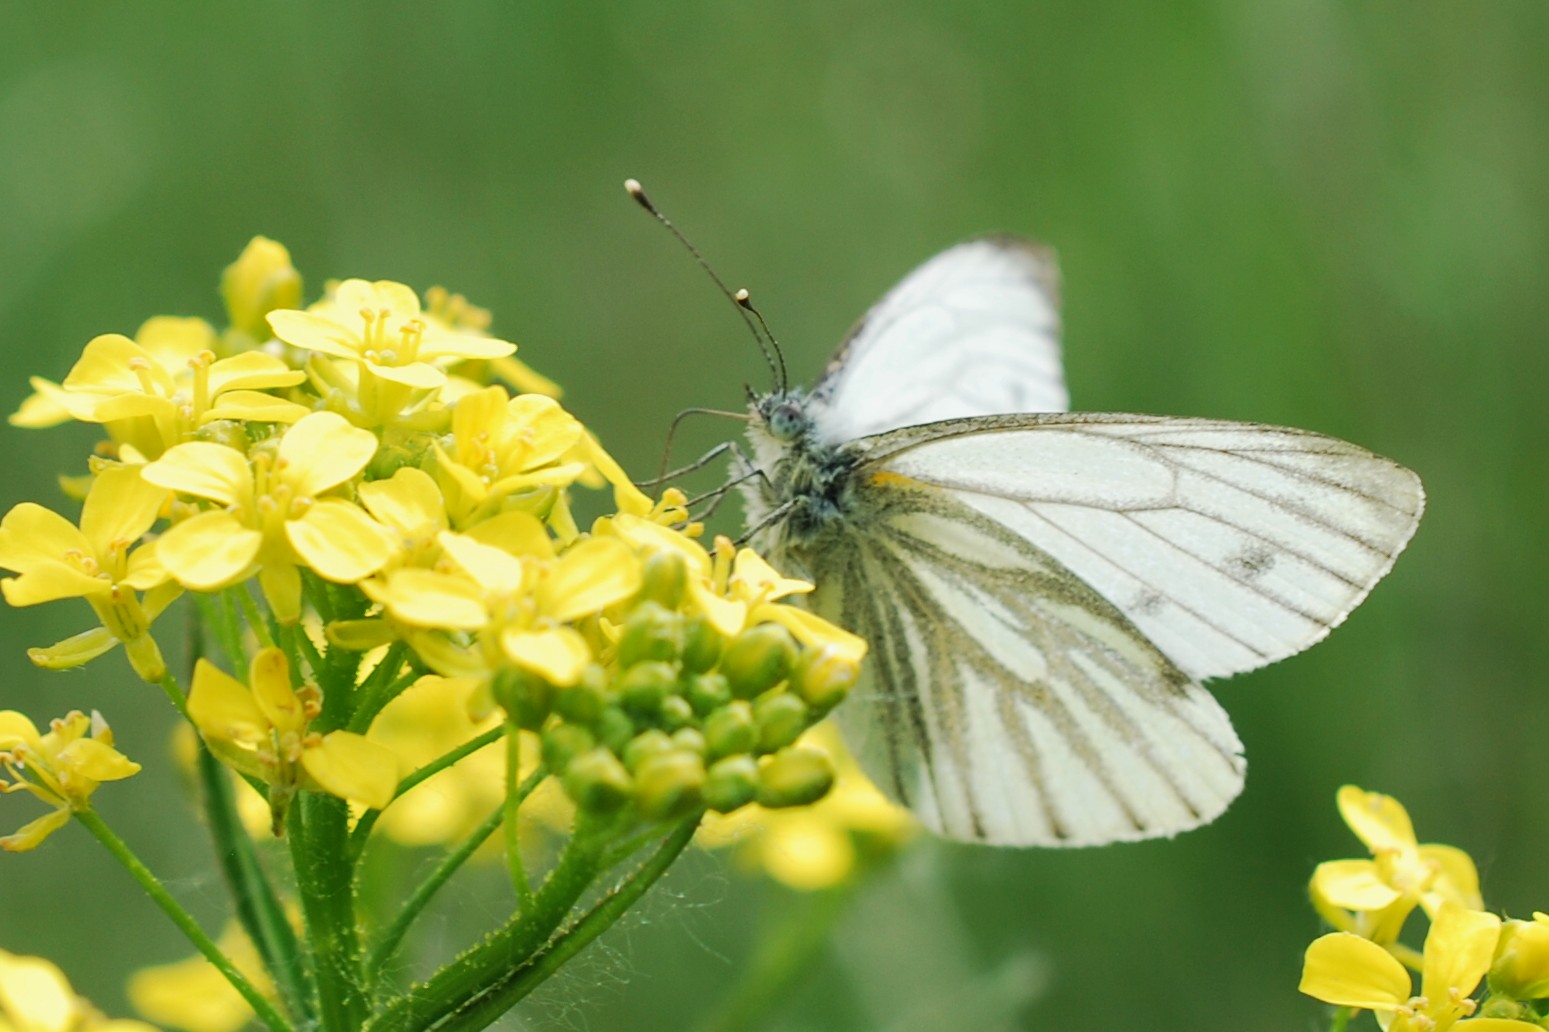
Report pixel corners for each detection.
[2,3,1546,1030]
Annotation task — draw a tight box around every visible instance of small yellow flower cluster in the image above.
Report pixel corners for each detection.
[0,710,139,852]
[1300,786,1549,1031]
[0,236,865,848]
[0,948,156,1031]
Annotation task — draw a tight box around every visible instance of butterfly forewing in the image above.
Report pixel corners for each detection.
[811,237,1068,443]
[858,414,1425,682]
[810,483,1245,846]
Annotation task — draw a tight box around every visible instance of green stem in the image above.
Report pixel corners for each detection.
[347,641,409,734]
[156,671,189,719]
[503,723,534,908]
[196,743,313,1022]
[1329,1005,1353,1032]
[290,793,367,1031]
[692,881,854,1032]
[435,815,704,1032]
[365,820,611,1032]
[365,804,506,986]
[193,592,247,672]
[232,584,275,649]
[75,808,292,1032]
[347,727,508,861]
[364,766,549,985]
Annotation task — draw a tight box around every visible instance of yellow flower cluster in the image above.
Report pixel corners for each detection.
[0,236,866,846]
[1300,787,1549,1030]
[0,948,155,1031]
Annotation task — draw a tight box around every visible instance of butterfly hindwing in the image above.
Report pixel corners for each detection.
[811,479,1245,846]
[810,237,1068,444]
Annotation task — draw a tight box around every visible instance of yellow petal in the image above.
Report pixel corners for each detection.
[505,394,582,469]
[277,413,379,497]
[370,569,488,630]
[753,603,868,664]
[1418,844,1483,911]
[582,432,653,518]
[205,351,307,394]
[27,627,118,670]
[142,442,254,508]
[688,580,748,637]
[1299,932,1410,1010]
[265,310,364,360]
[258,560,303,626]
[358,467,445,536]
[80,466,167,558]
[2,560,107,606]
[156,511,262,590]
[755,814,856,891]
[188,659,268,744]
[0,808,72,852]
[135,315,217,371]
[63,333,168,395]
[1420,904,1500,1004]
[57,737,141,783]
[0,711,43,751]
[364,360,445,389]
[0,502,92,573]
[462,510,554,561]
[499,627,590,686]
[732,548,813,601]
[541,537,642,622]
[1311,859,1402,912]
[1337,785,1418,854]
[608,514,712,574]
[223,234,302,338]
[247,648,304,736]
[286,501,393,582]
[438,531,526,594]
[202,390,311,425]
[302,732,400,810]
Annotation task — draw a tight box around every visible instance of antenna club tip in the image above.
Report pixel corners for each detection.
[624,178,653,209]
[734,288,752,306]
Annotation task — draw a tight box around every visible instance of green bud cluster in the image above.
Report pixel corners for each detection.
[545,556,858,824]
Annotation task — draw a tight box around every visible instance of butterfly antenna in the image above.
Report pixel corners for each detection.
[625,178,786,391]
[733,288,789,392]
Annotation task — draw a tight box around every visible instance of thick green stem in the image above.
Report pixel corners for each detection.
[347,641,410,733]
[365,821,611,1032]
[290,793,367,1031]
[156,671,189,719]
[76,808,292,1032]
[1329,1005,1353,1032]
[197,743,312,1022]
[434,815,704,1032]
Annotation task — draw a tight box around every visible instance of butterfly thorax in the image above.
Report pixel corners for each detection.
[742,388,863,560]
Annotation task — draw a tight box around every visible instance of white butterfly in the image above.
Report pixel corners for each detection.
[740,237,1424,847]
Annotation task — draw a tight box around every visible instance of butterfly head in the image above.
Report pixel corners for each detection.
[751,388,816,444]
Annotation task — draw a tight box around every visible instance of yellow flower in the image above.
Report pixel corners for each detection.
[127,924,275,1032]
[12,318,307,459]
[0,949,157,1031]
[366,525,640,689]
[698,724,914,890]
[222,236,302,343]
[143,411,394,623]
[0,466,178,682]
[1311,786,1482,945]
[188,648,401,832]
[356,466,451,569]
[1301,905,1538,1031]
[432,386,587,528]
[267,279,514,426]
[1489,913,1549,1001]
[0,710,140,852]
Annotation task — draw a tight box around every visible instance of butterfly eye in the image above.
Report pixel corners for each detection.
[766,401,807,442]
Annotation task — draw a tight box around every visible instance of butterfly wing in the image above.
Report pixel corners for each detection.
[810,236,1067,443]
[808,414,1420,845]
[855,413,1425,683]
[812,482,1246,846]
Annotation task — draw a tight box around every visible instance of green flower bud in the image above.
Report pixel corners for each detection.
[704,755,759,813]
[754,693,809,753]
[683,672,732,716]
[596,706,636,755]
[703,700,758,760]
[618,661,678,718]
[623,729,674,773]
[196,419,253,453]
[793,647,860,715]
[659,694,695,731]
[681,616,724,674]
[564,748,633,814]
[634,750,705,821]
[617,601,683,668]
[541,724,596,773]
[494,667,554,731]
[639,551,688,609]
[722,624,796,699]
[1489,916,1549,1000]
[757,747,835,808]
[553,665,609,725]
[670,727,707,756]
